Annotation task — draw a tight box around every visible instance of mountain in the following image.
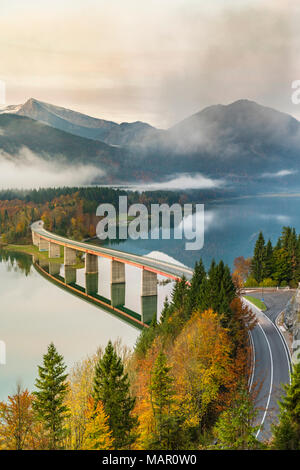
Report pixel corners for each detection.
[0,98,159,146]
[0,113,137,182]
[1,98,300,189]
[146,99,300,180]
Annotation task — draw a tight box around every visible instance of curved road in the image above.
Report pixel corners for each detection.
[244,291,293,441]
[31,221,193,281]
[32,221,293,440]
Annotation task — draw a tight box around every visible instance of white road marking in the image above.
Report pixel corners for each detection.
[243,298,274,438]
[243,296,292,438]
[255,321,273,439]
[248,329,255,392]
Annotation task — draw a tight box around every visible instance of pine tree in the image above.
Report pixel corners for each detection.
[171,276,189,313]
[160,297,170,324]
[187,259,206,315]
[213,385,261,450]
[197,260,217,311]
[272,247,291,286]
[251,232,266,283]
[33,343,69,449]
[148,351,184,449]
[221,264,236,304]
[197,260,236,326]
[93,341,137,449]
[264,239,274,279]
[218,282,232,329]
[135,314,158,358]
[272,359,300,449]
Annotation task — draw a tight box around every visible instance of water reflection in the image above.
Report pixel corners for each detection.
[0,250,32,276]
[34,254,162,328]
[0,250,174,401]
[95,194,300,269]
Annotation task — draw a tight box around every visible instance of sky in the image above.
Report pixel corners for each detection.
[0,0,299,127]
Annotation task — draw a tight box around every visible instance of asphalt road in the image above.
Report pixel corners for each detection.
[31,221,194,280]
[32,222,294,441]
[244,290,294,441]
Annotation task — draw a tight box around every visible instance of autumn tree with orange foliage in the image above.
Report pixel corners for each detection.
[233,256,252,288]
[131,258,258,449]
[0,386,34,450]
[171,310,238,434]
[0,385,48,450]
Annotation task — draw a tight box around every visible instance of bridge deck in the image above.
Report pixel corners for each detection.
[31,221,194,281]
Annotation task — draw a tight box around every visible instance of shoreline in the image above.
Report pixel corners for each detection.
[1,243,84,269]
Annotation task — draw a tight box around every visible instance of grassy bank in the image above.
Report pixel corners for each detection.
[244,295,267,311]
[2,244,84,269]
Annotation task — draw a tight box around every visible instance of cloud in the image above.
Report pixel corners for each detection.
[258,213,291,224]
[0,0,296,126]
[0,147,105,189]
[262,169,297,178]
[122,173,225,191]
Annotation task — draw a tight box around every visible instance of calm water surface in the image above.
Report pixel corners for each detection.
[102,194,300,268]
[0,251,174,400]
[1,194,300,400]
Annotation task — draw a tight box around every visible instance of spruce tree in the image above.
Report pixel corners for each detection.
[273,247,291,286]
[197,260,217,311]
[251,231,266,283]
[135,314,158,358]
[264,239,274,279]
[197,260,236,324]
[218,282,232,329]
[171,276,189,312]
[149,351,185,449]
[221,264,236,303]
[187,259,206,315]
[33,343,69,449]
[93,341,137,449]
[272,359,300,449]
[160,297,170,324]
[213,385,261,450]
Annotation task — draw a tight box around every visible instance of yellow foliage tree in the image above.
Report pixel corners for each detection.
[82,397,113,450]
[64,355,98,449]
[171,309,237,431]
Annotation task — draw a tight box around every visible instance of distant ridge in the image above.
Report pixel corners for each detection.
[1,98,300,188]
[0,98,159,146]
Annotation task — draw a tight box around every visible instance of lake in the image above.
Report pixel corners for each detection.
[1,193,300,401]
[0,251,174,401]
[102,193,300,269]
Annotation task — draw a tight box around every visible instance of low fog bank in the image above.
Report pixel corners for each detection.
[0,147,105,189]
[119,173,225,192]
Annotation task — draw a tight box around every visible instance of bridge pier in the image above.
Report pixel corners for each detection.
[141,270,157,324]
[38,258,49,269]
[85,253,98,273]
[65,266,76,285]
[39,237,48,252]
[110,260,125,307]
[64,247,77,266]
[111,283,126,307]
[49,262,60,276]
[32,232,39,247]
[49,242,61,258]
[111,260,125,284]
[85,272,99,295]
[141,295,157,325]
[141,270,157,297]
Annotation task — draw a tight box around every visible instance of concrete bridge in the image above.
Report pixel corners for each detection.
[31,221,193,327]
